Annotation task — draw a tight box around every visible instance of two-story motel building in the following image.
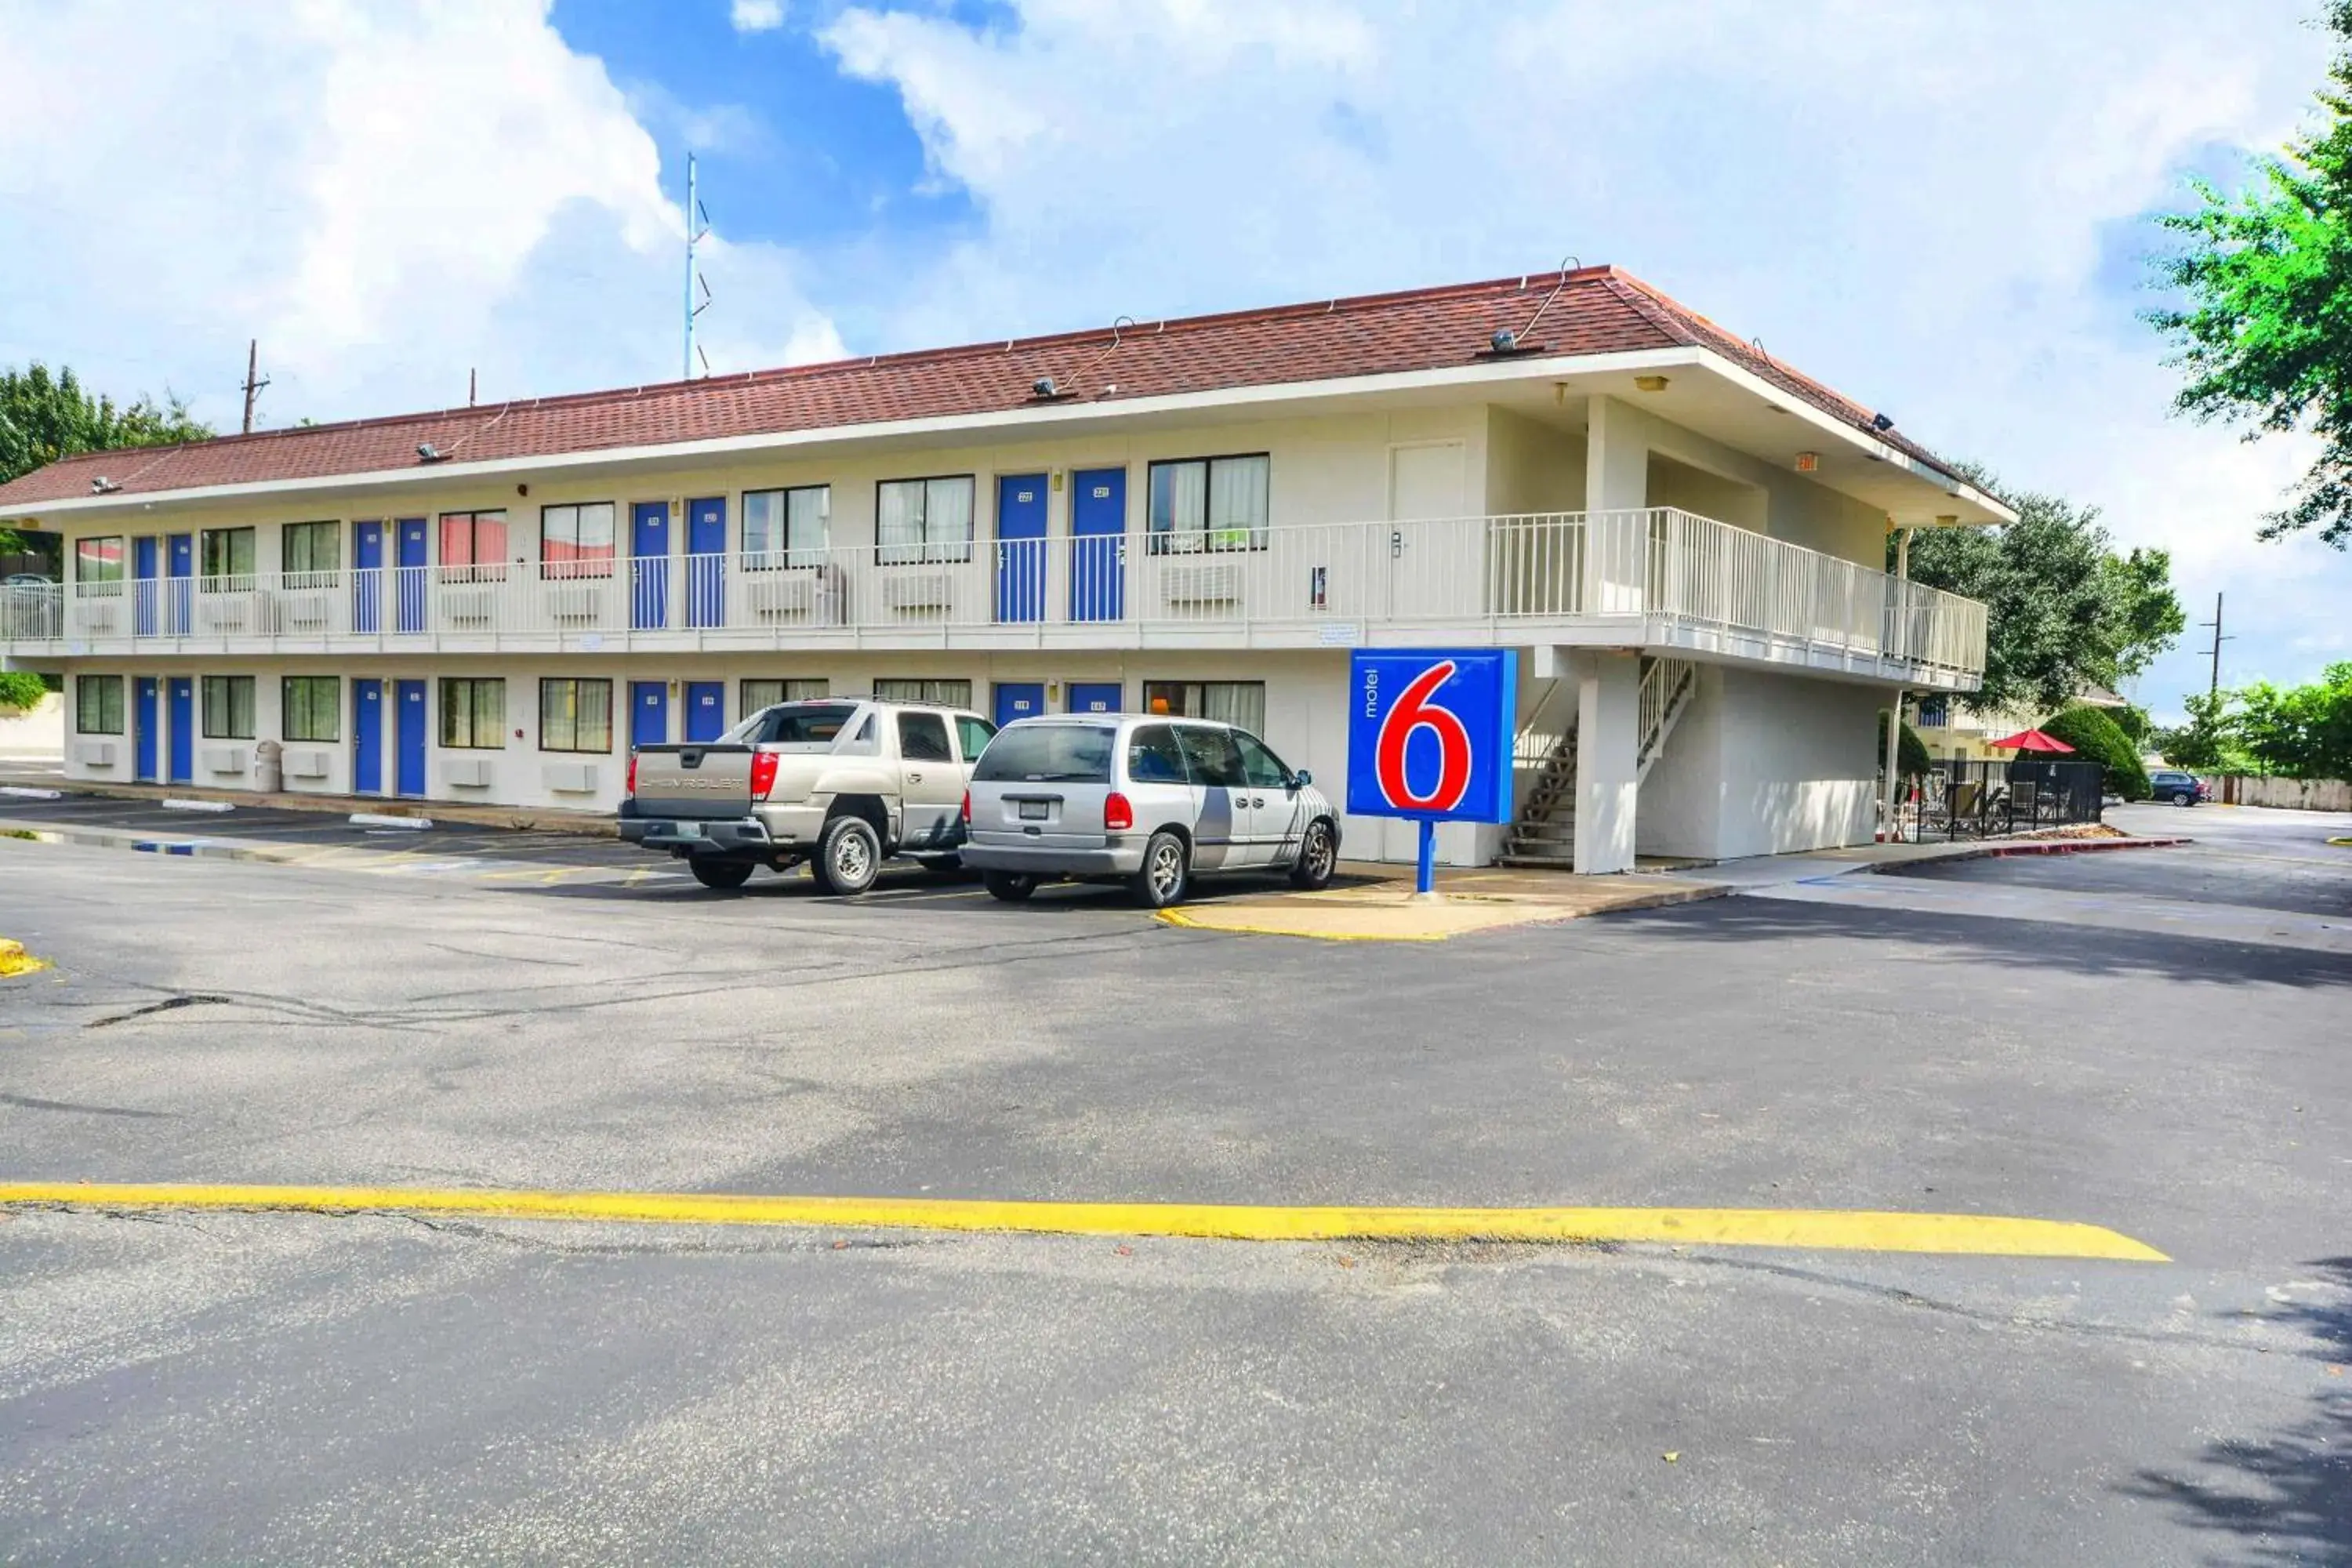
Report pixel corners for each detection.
[0,267,2002,872]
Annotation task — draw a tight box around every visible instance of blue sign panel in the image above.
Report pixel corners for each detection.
[1345,649,1517,825]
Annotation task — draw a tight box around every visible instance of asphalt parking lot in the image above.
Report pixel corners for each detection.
[2,799,2348,1563]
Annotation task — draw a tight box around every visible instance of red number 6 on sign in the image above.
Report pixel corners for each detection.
[1374,661,1473,811]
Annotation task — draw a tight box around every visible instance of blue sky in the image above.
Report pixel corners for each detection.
[1,0,2346,715]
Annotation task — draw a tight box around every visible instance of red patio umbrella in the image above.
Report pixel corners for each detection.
[1985,728,2075,753]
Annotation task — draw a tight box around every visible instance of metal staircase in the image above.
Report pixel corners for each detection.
[1498,657,1696,870]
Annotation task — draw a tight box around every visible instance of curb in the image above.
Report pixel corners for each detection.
[0,776,615,837]
[1155,879,1733,942]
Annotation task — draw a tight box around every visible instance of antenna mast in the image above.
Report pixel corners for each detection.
[684,153,713,379]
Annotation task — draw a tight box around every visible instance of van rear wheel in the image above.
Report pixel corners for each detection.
[1130,830,1190,909]
[688,858,755,890]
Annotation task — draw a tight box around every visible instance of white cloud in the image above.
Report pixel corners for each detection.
[0,0,837,428]
[815,0,2352,712]
[731,0,785,33]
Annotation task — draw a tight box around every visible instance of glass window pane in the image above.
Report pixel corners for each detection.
[1174,724,1246,786]
[927,477,973,558]
[788,486,829,562]
[1126,724,1188,784]
[1207,456,1269,550]
[441,515,474,566]
[1236,732,1290,788]
[743,491,782,563]
[972,724,1116,784]
[1148,461,1206,548]
[76,537,125,585]
[954,715,996,761]
[579,680,612,752]
[877,481,923,562]
[897,711,953,762]
[540,679,574,751]
[1199,681,1265,734]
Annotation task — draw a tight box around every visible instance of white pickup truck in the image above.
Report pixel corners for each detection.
[619,698,998,893]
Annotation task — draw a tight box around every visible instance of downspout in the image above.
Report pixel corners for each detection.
[1881,524,1912,840]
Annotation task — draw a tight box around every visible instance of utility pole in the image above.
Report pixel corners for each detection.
[2199,591,2234,697]
[239,339,270,434]
[684,152,712,379]
[468,368,477,408]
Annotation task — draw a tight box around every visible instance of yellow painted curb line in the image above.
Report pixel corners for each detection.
[0,1181,2169,1260]
[2328,836,2352,848]
[1156,907,1450,942]
[0,939,49,979]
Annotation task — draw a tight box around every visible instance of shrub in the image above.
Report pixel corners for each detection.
[1877,711,1935,778]
[2039,704,2150,800]
[0,670,49,712]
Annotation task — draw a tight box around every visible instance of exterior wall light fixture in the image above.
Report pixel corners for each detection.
[1633,375,1670,393]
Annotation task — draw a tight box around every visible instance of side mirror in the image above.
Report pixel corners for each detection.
[1290,769,1312,788]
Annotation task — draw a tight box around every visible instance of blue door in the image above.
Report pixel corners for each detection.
[993,682,1044,729]
[630,682,670,748]
[133,677,159,781]
[394,680,428,797]
[686,497,726,628]
[395,518,428,633]
[684,681,725,742]
[167,677,194,784]
[354,521,383,634]
[353,680,384,794]
[133,536,159,637]
[165,534,193,635]
[631,503,670,630]
[994,474,1048,623]
[1070,467,1126,622]
[1068,681,1123,716]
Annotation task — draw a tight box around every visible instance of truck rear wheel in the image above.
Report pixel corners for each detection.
[688,858,755,890]
[810,815,880,896]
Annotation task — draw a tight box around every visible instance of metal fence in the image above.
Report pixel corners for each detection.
[1893,758,2106,840]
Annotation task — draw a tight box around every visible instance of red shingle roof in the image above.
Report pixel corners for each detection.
[0,266,1956,508]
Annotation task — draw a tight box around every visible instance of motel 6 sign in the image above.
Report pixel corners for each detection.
[1345,649,1518,825]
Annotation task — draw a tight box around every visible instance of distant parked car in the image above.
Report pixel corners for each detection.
[2147,768,2207,807]
[962,714,1339,908]
[2,572,54,588]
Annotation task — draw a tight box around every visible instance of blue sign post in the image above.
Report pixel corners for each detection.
[1345,649,1519,895]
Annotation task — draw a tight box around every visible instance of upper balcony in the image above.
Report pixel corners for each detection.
[0,507,1986,688]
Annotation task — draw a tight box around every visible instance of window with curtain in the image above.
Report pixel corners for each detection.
[201,674,255,739]
[1146,455,1269,554]
[742,486,829,568]
[282,676,339,742]
[281,521,341,583]
[75,673,123,734]
[872,677,972,708]
[539,677,613,753]
[74,537,125,593]
[439,677,506,748]
[539,503,617,579]
[875,476,975,564]
[199,527,256,586]
[438,511,510,583]
[741,678,829,713]
[1142,680,1266,735]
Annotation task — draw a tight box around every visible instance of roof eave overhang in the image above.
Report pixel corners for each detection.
[0,343,2009,524]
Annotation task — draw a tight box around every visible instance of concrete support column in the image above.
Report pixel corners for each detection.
[1584,396,1650,615]
[1573,648,1641,874]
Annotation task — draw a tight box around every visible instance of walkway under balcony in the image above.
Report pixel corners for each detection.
[0,508,1987,688]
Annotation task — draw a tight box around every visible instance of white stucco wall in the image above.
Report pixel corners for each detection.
[1637,664,1882,860]
[0,689,63,757]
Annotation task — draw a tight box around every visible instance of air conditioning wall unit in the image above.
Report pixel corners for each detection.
[541,761,600,794]
[443,756,495,787]
[202,746,249,776]
[282,749,332,780]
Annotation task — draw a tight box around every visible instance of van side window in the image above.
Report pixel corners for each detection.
[1126,724,1188,784]
[954,715,996,761]
[898,711,953,762]
[1174,724,1247,787]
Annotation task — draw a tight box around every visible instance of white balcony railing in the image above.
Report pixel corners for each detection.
[2,509,1987,678]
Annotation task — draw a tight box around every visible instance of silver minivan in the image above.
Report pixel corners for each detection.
[961,715,1341,907]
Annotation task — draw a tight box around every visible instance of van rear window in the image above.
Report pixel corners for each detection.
[974,724,1116,783]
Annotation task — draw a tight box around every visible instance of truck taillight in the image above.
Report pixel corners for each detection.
[1103,790,1134,832]
[960,789,971,824]
[626,753,637,796]
[750,751,779,798]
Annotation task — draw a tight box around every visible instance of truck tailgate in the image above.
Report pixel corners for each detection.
[632,744,755,818]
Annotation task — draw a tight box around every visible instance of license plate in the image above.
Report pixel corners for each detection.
[672,821,703,839]
[1018,800,1050,821]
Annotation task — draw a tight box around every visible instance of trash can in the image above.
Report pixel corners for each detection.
[253,738,283,793]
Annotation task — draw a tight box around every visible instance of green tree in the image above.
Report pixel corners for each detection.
[2151,690,2245,772]
[1897,478,2185,714]
[0,362,210,553]
[2039,704,2152,800]
[2231,662,2352,777]
[2147,2,2352,546]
